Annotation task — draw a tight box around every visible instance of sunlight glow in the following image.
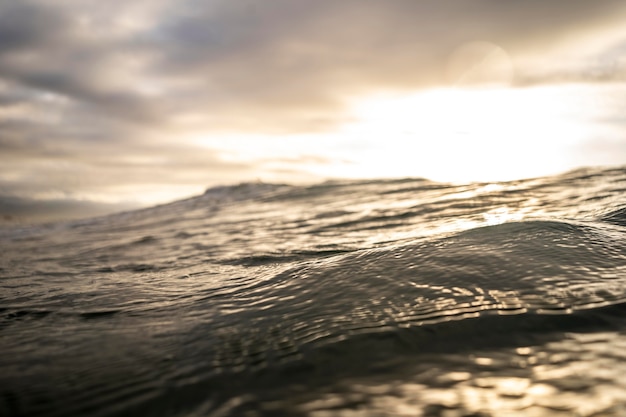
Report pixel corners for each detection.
[192,84,617,185]
[337,85,596,182]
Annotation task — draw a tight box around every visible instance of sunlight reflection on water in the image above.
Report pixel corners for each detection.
[298,331,626,417]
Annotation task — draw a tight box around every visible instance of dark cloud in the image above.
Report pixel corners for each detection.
[0,2,69,50]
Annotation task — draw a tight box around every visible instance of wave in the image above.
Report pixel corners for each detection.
[2,166,626,416]
[201,216,626,362]
[600,205,626,227]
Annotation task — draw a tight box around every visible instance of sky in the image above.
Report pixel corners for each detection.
[1,0,626,223]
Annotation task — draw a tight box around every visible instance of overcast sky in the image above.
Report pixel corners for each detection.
[1,0,626,222]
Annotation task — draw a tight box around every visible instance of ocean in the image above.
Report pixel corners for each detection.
[1,166,626,417]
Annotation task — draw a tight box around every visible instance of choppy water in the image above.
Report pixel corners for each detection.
[2,166,626,417]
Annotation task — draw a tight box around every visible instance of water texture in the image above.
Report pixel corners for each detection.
[1,166,626,417]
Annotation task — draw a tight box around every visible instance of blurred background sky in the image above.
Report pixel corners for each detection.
[1,0,625,223]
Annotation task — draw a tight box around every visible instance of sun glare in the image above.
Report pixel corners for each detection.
[192,84,612,186]
[335,85,596,182]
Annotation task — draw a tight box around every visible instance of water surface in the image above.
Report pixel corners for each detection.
[2,166,626,416]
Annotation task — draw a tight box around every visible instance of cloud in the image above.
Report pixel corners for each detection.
[0,2,68,51]
[1,0,626,219]
[3,0,625,132]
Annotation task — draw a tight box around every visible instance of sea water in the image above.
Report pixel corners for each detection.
[1,166,626,416]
